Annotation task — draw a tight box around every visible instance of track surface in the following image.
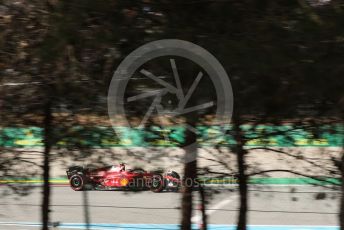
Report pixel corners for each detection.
[0,185,340,229]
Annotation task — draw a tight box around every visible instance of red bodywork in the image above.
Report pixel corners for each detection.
[67,165,181,192]
[88,166,154,188]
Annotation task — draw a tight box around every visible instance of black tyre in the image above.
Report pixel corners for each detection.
[70,174,85,191]
[165,171,181,192]
[150,174,165,193]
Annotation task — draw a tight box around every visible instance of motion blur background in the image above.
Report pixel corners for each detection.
[0,0,343,230]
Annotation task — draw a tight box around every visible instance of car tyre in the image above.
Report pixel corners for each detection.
[70,174,85,191]
[150,175,164,193]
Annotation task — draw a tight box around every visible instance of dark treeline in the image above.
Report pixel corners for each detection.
[1,0,343,120]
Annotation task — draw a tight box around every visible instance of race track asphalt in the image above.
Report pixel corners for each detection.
[0,185,340,229]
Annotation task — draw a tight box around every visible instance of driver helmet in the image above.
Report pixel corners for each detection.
[119,163,125,171]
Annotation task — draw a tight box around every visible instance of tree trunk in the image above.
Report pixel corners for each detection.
[233,118,248,230]
[181,120,198,230]
[199,184,207,230]
[340,148,344,230]
[236,146,248,230]
[83,191,91,230]
[42,100,52,230]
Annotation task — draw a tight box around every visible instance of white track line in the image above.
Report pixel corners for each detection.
[191,195,238,224]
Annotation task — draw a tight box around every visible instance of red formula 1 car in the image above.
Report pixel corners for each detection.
[66,163,181,193]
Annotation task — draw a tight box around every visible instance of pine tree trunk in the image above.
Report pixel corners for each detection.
[181,159,197,230]
[236,146,248,230]
[83,191,91,230]
[233,117,248,230]
[42,100,52,230]
[199,184,207,230]
[340,150,344,230]
[181,120,198,230]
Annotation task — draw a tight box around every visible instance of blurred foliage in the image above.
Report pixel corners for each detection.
[0,0,343,124]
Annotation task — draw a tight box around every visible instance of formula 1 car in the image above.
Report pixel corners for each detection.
[66,163,181,193]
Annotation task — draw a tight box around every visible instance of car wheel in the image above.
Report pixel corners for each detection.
[70,174,84,191]
[150,175,164,193]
